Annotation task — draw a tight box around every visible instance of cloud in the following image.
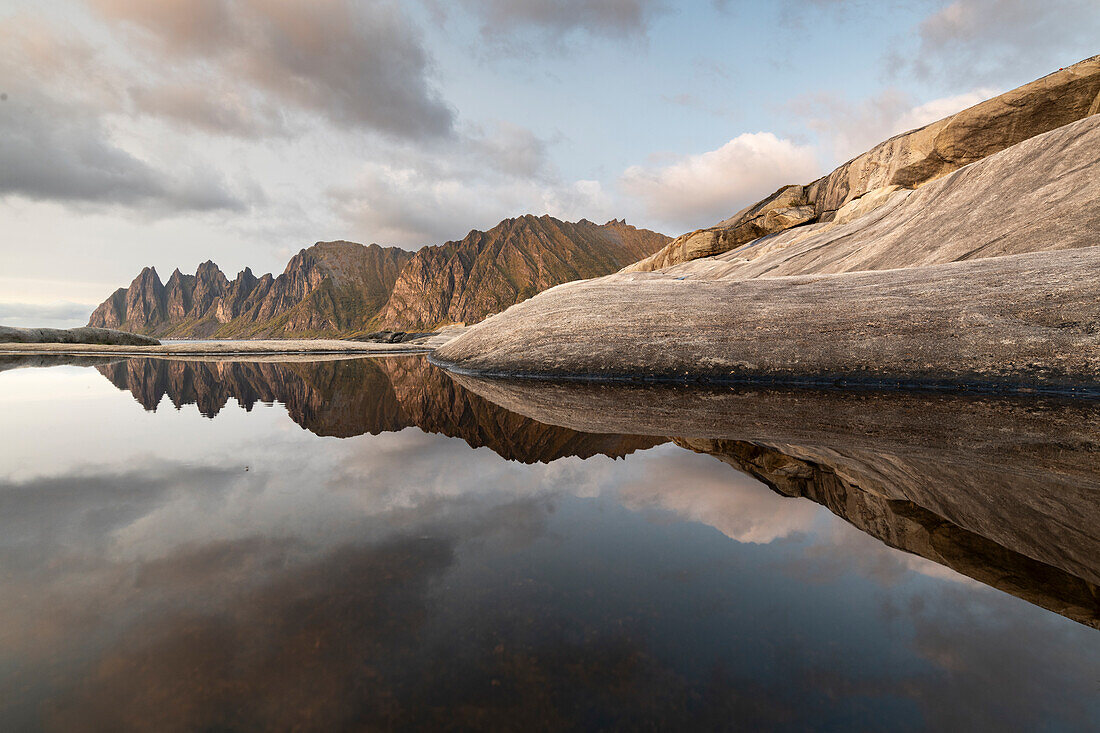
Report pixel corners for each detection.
[333,167,615,247]
[330,121,617,245]
[0,90,246,212]
[0,15,248,212]
[616,451,818,544]
[787,86,1000,164]
[619,132,820,232]
[127,82,293,138]
[86,0,454,138]
[447,0,666,44]
[911,0,1100,84]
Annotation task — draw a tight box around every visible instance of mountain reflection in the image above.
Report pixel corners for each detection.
[95,356,664,463]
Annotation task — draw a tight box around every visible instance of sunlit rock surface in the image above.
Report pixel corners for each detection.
[434,115,1100,391]
[625,55,1100,272]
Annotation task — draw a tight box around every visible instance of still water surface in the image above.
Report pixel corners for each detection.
[0,355,1097,731]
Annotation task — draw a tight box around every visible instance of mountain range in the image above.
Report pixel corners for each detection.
[88,216,668,338]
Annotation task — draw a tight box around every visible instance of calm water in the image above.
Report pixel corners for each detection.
[0,355,1097,731]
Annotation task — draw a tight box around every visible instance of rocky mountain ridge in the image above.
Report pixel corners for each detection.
[89,241,414,338]
[88,217,669,338]
[378,216,668,329]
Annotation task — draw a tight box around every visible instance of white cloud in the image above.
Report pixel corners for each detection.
[619,132,820,232]
[616,450,819,544]
[0,301,96,329]
[892,88,1001,131]
[789,86,1000,165]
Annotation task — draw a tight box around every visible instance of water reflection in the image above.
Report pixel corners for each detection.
[96,355,663,462]
[451,375,1100,631]
[0,356,1096,731]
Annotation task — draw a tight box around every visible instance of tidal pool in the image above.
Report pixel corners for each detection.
[0,355,1096,731]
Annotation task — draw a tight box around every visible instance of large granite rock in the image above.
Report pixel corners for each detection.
[435,245,1100,392]
[0,326,159,346]
[433,114,1100,391]
[625,54,1100,273]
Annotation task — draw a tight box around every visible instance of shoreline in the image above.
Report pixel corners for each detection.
[0,339,434,358]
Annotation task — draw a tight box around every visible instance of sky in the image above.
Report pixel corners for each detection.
[1,0,1098,325]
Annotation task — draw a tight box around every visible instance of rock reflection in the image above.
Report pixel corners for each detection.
[93,355,664,463]
[450,375,1100,629]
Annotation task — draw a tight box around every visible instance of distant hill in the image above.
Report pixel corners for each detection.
[87,216,669,338]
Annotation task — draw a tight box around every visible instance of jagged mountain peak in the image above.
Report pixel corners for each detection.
[88,216,669,337]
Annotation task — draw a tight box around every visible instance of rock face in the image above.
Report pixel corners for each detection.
[625,54,1100,272]
[434,114,1100,391]
[88,218,668,338]
[375,216,669,329]
[0,325,159,346]
[444,375,1100,628]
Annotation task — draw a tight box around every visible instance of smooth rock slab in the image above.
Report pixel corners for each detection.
[433,245,1100,393]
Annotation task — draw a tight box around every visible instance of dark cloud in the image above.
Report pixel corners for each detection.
[88,0,454,138]
[0,89,246,211]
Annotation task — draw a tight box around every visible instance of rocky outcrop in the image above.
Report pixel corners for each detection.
[661,114,1100,279]
[89,218,668,338]
[434,114,1100,392]
[0,325,159,346]
[444,374,1100,627]
[625,54,1100,272]
[375,216,669,329]
[435,245,1100,392]
[95,356,663,462]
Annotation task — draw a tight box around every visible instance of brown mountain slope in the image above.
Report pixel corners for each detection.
[375,216,670,329]
[88,217,669,337]
[89,242,414,338]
